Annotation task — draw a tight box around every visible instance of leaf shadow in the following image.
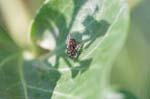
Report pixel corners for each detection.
[68,0,87,31]
[24,60,61,99]
[63,57,92,78]
[82,16,110,48]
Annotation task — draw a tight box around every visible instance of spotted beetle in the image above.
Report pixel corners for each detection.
[66,33,80,58]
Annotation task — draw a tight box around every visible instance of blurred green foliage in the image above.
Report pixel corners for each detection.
[111,0,150,99]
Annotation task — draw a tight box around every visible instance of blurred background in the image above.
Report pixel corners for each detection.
[0,0,149,99]
[111,0,150,98]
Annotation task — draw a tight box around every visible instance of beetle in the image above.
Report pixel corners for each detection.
[66,33,80,58]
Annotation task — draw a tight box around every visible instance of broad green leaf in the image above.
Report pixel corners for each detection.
[30,0,129,99]
[0,0,129,99]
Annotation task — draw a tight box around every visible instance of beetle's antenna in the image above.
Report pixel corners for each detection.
[66,32,71,44]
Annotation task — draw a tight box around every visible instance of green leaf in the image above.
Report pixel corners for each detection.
[0,0,129,99]
[30,0,129,99]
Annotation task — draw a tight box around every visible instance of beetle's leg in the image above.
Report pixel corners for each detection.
[75,44,81,50]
